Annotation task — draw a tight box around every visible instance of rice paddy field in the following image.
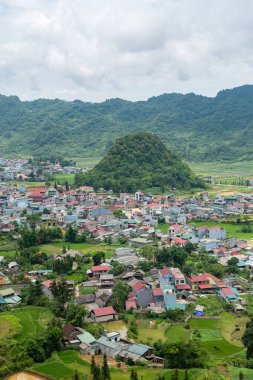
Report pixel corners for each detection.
[1,306,52,342]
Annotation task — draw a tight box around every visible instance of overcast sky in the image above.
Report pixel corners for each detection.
[0,0,253,102]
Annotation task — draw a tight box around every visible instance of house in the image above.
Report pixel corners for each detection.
[97,335,121,359]
[77,331,99,355]
[62,323,84,346]
[88,265,110,278]
[100,274,115,288]
[152,288,164,307]
[0,288,21,305]
[90,306,117,322]
[207,226,226,240]
[219,287,238,302]
[131,280,152,308]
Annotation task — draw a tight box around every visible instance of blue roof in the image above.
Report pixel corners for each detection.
[128,343,151,356]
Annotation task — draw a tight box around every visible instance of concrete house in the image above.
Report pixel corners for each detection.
[131,280,152,308]
[90,306,117,322]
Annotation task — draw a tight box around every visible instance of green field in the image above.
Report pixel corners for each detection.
[0,315,21,339]
[1,306,52,342]
[39,241,116,258]
[188,317,244,359]
[52,173,75,185]
[32,349,205,380]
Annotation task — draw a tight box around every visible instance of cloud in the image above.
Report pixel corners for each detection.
[0,0,252,101]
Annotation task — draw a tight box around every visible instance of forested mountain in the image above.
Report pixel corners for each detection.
[0,85,253,161]
[75,133,206,192]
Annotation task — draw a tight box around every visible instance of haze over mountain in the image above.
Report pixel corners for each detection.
[75,132,205,192]
[0,84,253,162]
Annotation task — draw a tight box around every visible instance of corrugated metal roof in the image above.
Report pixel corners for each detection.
[77,332,96,344]
[128,343,150,356]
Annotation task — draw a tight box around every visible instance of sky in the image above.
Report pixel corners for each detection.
[0,0,253,102]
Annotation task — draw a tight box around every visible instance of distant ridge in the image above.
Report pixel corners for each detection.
[0,85,253,161]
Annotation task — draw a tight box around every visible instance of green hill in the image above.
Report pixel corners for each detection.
[0,85,253,161]
[75,132,205,192]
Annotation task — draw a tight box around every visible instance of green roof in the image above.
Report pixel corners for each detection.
[77,332,96,344]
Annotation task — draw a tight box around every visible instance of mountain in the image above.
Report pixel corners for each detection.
[74,132,206,192]
[0,85,253,161]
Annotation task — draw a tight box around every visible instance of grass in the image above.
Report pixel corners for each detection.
[220,312,248,347]
[165,324,191,344]
[31,350,203,380]
[0,315,21,339]
[136,319,170,344]
[52,173,75,185]
[188,317,244,359]
[1,306,52,342]
[39,241,116,259]
[229,366,253,380]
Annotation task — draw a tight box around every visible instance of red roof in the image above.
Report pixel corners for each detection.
[152,288,163,296]
[132,281,147,292]
[42,280,53,288]
[126,300,137,309]
[208,226,223,230]
[170,224,181,229]
[159,268,170,276]
[221,287,234,295]
[189,275,208,283]
[92,306,116,317]
[203,273,222,284]
[91,265,109,272]
[173,237,187,245]
[176,284,191,290]
[196,226,208,230]
[198,284,213,290]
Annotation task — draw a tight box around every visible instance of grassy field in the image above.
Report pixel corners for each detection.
[188,317,244,359]
[189,160,253,179]
[1,306,52,342]
[39,241,117,259]
[32,349,206,380]
[0,315,21,339]
[52,173,75,185]
[220,313,248,347]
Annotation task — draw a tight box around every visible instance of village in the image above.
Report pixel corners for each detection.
[1,162,253,378]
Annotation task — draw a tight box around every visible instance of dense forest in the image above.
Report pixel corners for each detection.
[75,132,205,192]
[0,85,253,161]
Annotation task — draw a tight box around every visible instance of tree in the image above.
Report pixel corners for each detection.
[93,252,105,265]
[73,369,79,380]
[65,226,77,243]
[239,371,244,380]
[65,301,87,327]
[93,364,102,380]
[242,318,253,359]
[184,370,189,380]
[227,257,239,274]
[102,354,111,380]
[91,355,96,375]
[111,281,131,312]
[130,369,138,380]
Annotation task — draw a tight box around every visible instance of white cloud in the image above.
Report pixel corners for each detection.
[0,0,252,101]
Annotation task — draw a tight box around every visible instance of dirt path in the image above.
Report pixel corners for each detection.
[7,372,50,380]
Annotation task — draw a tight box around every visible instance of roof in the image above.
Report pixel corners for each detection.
[0,288,15,297]
[92,306,116,317]
[132,281,147,292]
[91,265,110,272]
[128,343,151,356]
[159,268,170,276]
[173,238,187,245]
[176,284,191,290]
[152,288,163,296]
[189,275,208,283]
[97,336,119,349]
[126,300,137,309]
[198,284,213,290]
[77,332,96,344]
[170,224,181,229]
[221,287,234,295]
